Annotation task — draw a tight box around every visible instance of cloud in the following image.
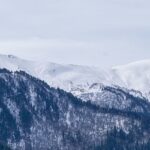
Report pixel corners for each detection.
[0,0,150,67]
[0,36,150,68]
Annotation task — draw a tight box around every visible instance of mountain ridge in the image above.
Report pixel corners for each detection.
[0,68,150,149]
[0,54,149,99]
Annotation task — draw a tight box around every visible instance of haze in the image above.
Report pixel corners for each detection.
[0,0,150,68]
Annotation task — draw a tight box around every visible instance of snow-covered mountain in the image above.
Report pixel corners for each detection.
[0,54,150,99]
[0,69,150,149]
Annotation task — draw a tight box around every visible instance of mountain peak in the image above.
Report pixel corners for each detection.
[113,59,150,70]
[0,54,18,59]
[0,54,150,99]
[7,54,18,59]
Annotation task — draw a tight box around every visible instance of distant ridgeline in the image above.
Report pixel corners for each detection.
[0,68,149,150]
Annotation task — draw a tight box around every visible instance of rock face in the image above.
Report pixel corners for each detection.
[0,69,150,150]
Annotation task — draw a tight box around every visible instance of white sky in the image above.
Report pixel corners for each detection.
[0,0,150,68]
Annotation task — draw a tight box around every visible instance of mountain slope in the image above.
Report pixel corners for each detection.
[0,55,110,90]
[0,69,150,149]
[112,60,150,97]
[0,55,150,99]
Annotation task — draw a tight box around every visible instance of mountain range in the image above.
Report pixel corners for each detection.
[0,54,150,149]
[0,69,150,149]
[0,54,149,100]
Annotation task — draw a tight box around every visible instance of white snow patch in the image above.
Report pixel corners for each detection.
[66,112,71,126]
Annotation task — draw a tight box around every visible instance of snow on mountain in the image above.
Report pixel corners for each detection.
[0,54,150,99]
[0,54,111,91]
[0,69,150,149]
[112,60,150,97]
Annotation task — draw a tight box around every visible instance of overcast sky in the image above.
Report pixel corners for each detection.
[0,0,150,68]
